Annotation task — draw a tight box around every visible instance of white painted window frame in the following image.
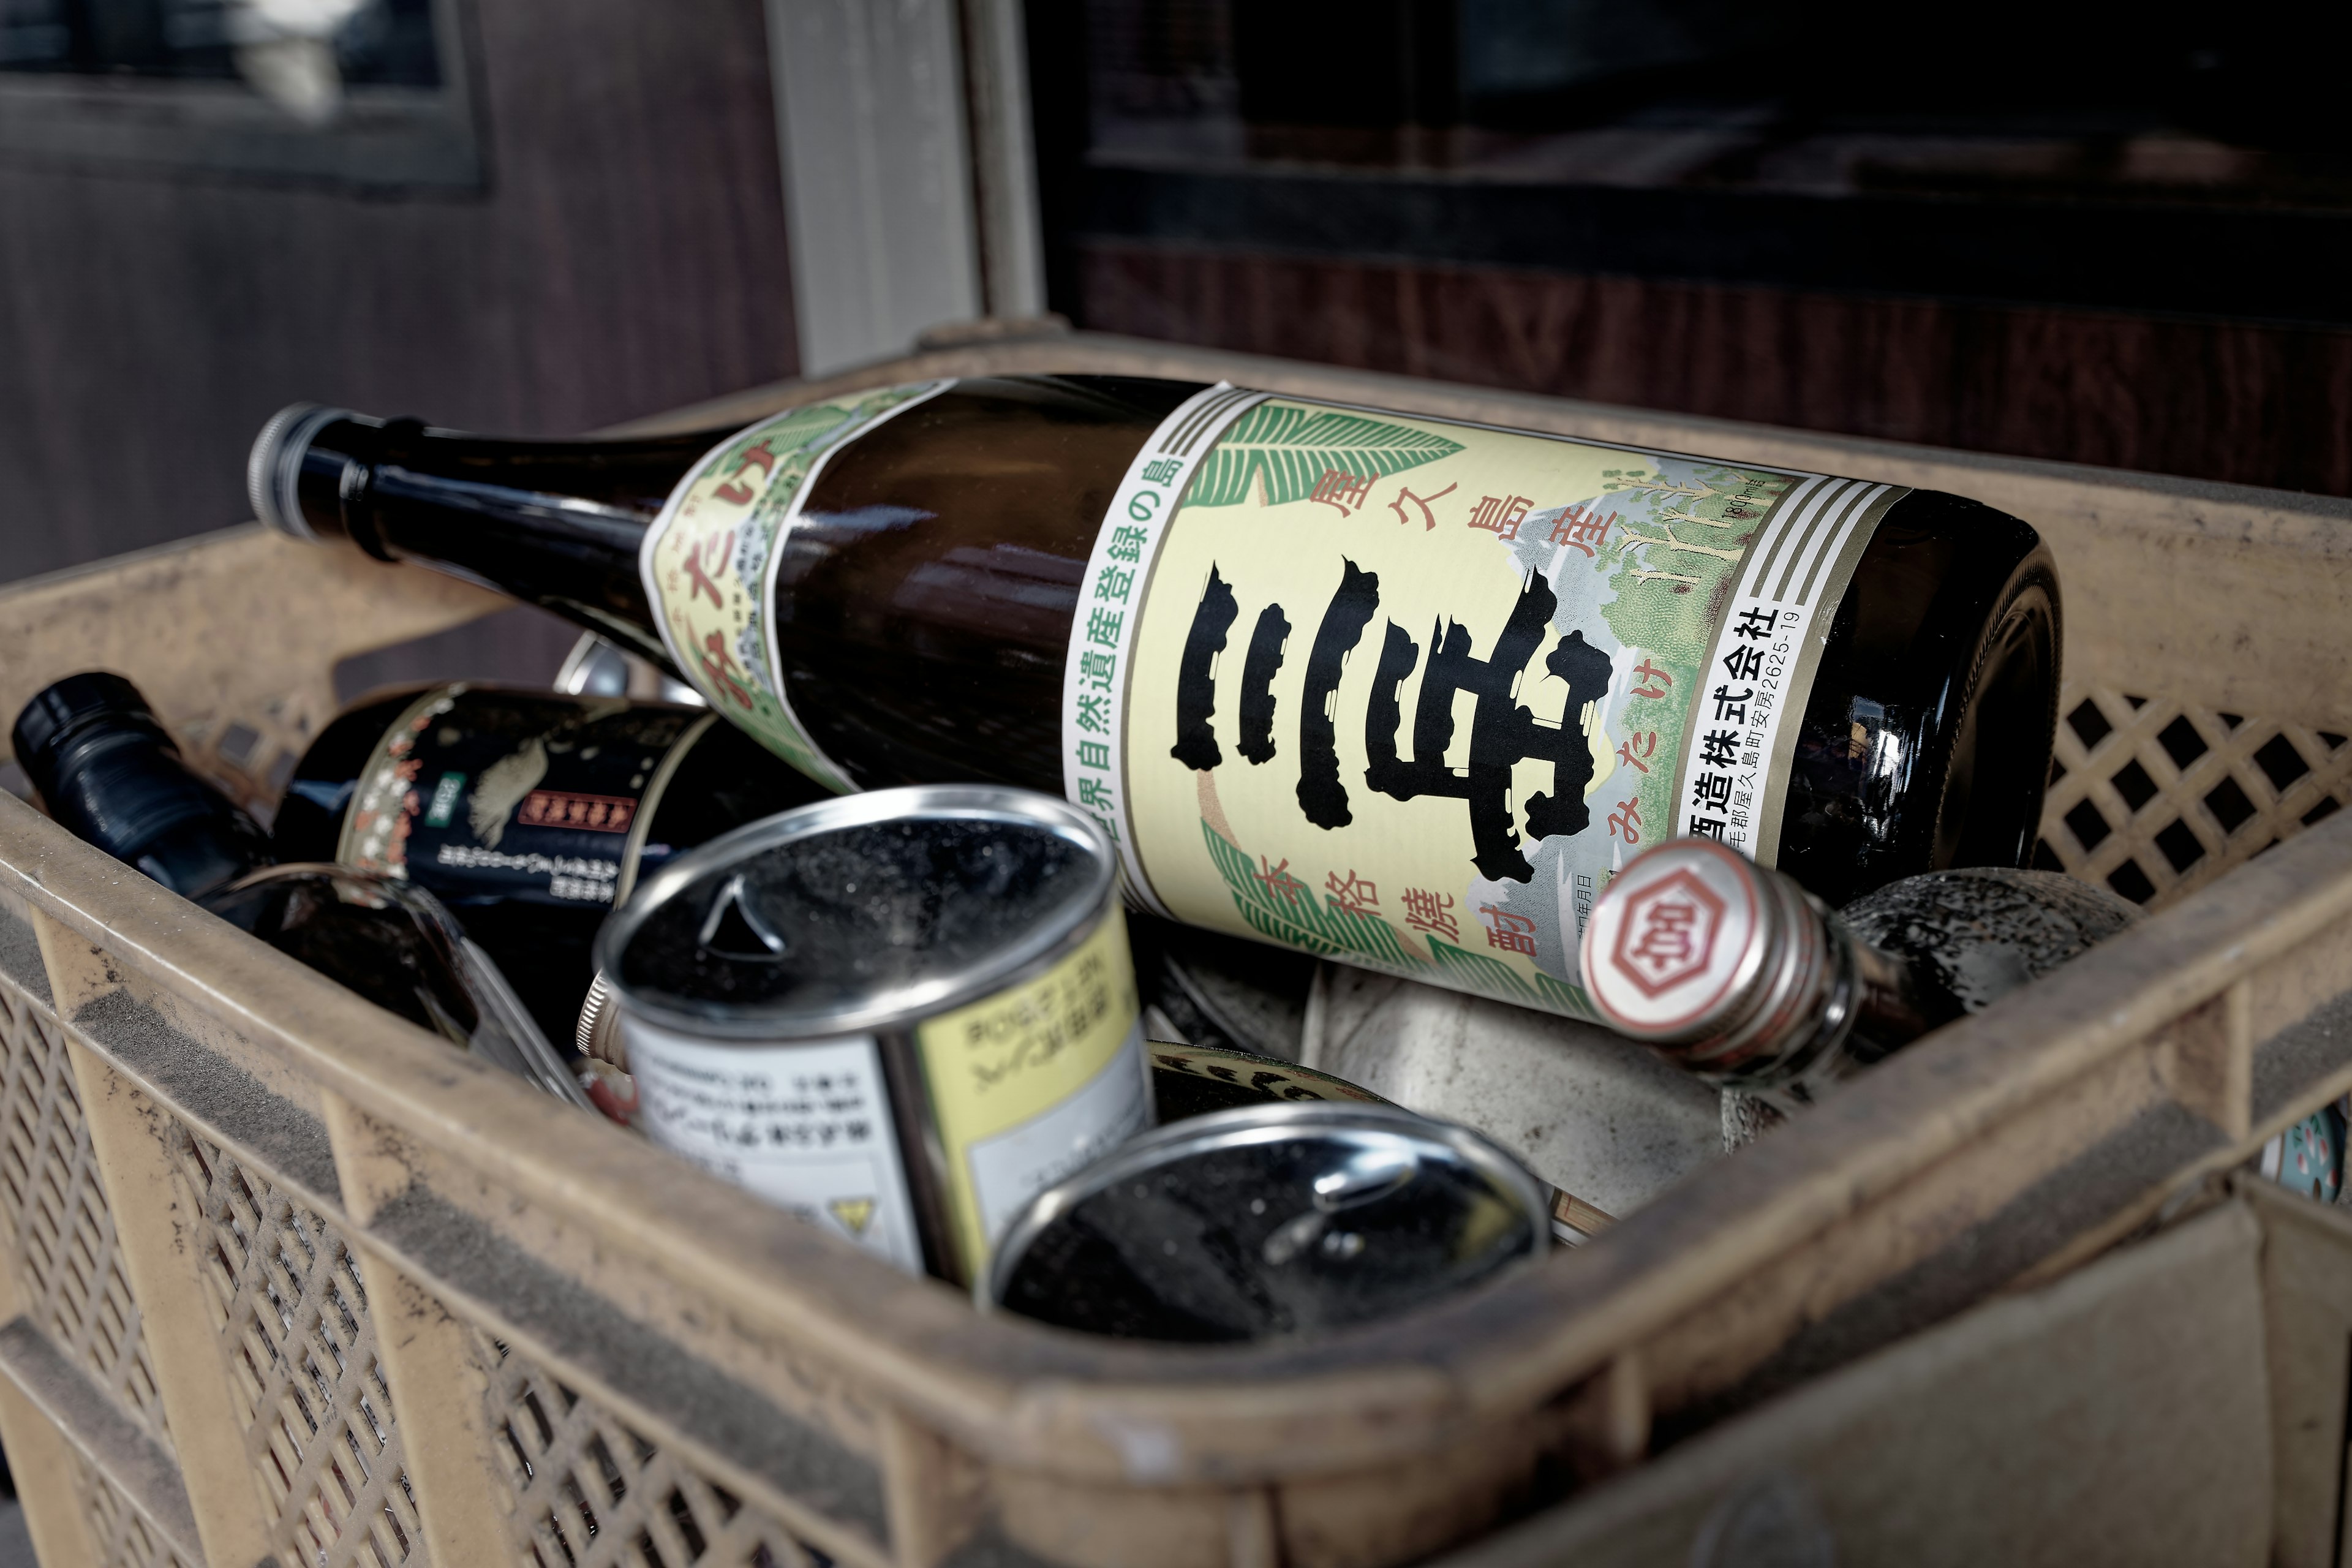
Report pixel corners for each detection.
[764,0,1047,375]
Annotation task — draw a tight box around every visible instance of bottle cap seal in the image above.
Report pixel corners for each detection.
[10,671,162,790]
[1580,839,1768,1042]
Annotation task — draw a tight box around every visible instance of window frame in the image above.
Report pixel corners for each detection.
[0,0,481,189]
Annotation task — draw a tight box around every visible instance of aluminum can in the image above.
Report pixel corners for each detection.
[986,1101,1548,1342]
[594,785,1151,1288]
[1145,1042,1616,1246]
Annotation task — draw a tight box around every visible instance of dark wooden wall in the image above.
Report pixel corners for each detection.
[0,0,796,589]
[1077,241,2352,497]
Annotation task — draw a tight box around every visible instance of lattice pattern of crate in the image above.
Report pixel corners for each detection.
[69,1447,197,1568]
[169,1125,429,1568]
[2037,682,2352,910]
[477,1331,824,1568]
[0,973,173,1453]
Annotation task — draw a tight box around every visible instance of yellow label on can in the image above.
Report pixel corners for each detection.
[914,907,1150,1280]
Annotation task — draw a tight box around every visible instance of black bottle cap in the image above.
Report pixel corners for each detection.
[10,671,165,791]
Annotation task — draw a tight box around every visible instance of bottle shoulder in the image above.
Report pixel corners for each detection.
[1840,866,2139,1019]
[1774,489,2062,903]
[769,377,1205,791]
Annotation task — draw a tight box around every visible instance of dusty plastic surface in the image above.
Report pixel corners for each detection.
[1303,965,1721,1219]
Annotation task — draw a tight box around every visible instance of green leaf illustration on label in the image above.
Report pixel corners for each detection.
[1186,404,1466,508]
[1202,818,1426,971]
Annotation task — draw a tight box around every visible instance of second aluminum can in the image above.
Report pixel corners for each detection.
[593,785,1153,1289]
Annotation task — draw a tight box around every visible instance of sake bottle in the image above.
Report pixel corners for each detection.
[247,373,2059,1019]
[273,684,829,1042]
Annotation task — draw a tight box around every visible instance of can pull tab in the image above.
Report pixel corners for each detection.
[1312,1145,1419,1211]
[698,873,791,961]
[1261,1145,1419,1267]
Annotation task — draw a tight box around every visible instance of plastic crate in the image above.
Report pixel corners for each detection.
[2,330,2350,1568]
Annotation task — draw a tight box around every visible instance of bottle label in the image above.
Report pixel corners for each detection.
[1147,1041,1390,1105]
[622,1023,927,1273]
[337,686,709,908]
[1068,391,1903,1017]
[913,907,1150,1280]
[639,380,954,791]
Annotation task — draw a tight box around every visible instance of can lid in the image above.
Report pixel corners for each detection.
[1578,839,1771,1042]
[984,1101,1547,1342]
[594,785,1116,1038]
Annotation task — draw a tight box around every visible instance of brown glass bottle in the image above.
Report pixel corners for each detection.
[252,375,2058,1003]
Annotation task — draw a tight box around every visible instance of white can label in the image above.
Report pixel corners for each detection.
[624,1022,924,1273]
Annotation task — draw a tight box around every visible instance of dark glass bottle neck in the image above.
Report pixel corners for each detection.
[290,417,726,667]
[32,720,274,903]
[1840,937,1940,1064]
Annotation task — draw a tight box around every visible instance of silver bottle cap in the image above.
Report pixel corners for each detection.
[246,402,371,542]
[576,970,624,1066]
[1578,839,1840,1076]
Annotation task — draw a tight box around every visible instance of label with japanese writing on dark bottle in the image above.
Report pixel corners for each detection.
[638,381,952,789]
[338,685,713,909]
[1063,386,1903,1017]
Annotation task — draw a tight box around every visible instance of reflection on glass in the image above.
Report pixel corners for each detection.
[206,863,592,1109]
[1076,0,2346,208]
[0,0,440,90]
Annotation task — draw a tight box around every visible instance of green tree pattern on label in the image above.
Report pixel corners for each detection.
[1185,404,1466,508]
[1200,820,1424,970]
[1202,820,1596,1016]
[1592,463,1795,884]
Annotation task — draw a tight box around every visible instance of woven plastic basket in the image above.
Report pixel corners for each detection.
[4,332,2351,1568]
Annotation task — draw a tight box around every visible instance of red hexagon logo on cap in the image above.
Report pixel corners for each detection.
[1608,867,1728,998]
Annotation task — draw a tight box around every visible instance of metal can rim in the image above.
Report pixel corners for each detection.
[594,783,1117,1039]
[981,1101,1551,1311]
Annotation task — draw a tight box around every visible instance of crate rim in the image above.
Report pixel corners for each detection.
[7,333,2352,1508]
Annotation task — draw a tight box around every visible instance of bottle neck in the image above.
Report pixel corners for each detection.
[1581,840,1935,1096]
[1654,897,1937,1106]
[274,411,726,668]
[31,721,273,903]
[1758,929,1936,1107]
